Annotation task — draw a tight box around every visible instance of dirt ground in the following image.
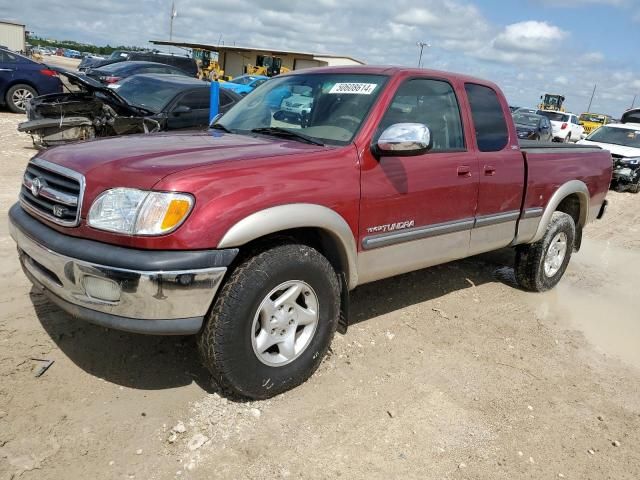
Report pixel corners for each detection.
[1,110,639,480]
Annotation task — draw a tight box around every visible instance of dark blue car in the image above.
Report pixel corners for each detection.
[0,48,62,113]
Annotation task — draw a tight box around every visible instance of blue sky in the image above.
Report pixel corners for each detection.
[4,0,640,116]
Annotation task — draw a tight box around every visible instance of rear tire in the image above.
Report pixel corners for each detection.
[514,211,575,292]
[197,243,340,399]
[6,84,37,113]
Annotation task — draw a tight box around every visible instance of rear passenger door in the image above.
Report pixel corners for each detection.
[464,83,525,254]
[358,77,479,284]
[0,50,16,95]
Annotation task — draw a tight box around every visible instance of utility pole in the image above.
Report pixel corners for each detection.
[586,84,597,112]
[169,2,177,41]
[416,41,431,68]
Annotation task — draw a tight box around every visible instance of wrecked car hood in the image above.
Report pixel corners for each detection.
[48,66,130,108]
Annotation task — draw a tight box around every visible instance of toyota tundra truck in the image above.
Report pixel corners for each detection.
[8,66,612,399]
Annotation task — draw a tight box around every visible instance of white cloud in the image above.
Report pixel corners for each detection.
[580,52,605,64]
[493,21,568,53]
[1,0,638,117]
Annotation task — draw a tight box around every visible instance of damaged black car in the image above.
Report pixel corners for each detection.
[18,67,240,148]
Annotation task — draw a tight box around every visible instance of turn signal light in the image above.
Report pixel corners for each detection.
[161,199,192,230]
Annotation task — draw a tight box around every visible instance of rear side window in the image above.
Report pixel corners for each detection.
[465,83,509,152]
[220,90,234,107]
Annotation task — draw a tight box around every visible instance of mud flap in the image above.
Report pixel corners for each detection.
[337,272,349,334]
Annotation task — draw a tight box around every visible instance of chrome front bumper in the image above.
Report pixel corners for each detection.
[9,204,235,335]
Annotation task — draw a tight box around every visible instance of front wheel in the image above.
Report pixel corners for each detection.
[198,243,340,399]
[514,211,575,292]
[629,177,640,194]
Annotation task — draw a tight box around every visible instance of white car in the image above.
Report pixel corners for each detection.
[536,110,584,143]
[280,93,313,118]
[577,122,640,157]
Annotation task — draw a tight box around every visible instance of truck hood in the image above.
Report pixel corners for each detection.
[37,130,328,192]
[577,139,640,158]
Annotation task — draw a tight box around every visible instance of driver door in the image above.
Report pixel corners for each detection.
[166,89,210,130]
[358,77,479,284]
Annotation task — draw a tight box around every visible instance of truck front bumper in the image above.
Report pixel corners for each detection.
[8,203,238,335]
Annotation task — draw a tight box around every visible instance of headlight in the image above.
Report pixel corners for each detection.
[88,188,194,235]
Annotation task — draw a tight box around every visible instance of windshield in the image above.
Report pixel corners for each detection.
[230,75,260,85]
[536,110,567,122]
[513,113,540,127]
[114,77,178,112]
[586,126,640,148]
[216,73,387,145]
[580,113,607,123]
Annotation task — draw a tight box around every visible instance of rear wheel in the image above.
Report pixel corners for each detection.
[6,84,36,113]
[515,211,575,292]
[197,243,340,399]
[563,133,571,143]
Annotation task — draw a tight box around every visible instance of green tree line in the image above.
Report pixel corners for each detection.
[27,34,146,55]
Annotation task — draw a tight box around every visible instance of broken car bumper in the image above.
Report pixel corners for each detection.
[8,203,237,335]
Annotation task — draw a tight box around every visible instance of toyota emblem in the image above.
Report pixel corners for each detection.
[31,177,43,197]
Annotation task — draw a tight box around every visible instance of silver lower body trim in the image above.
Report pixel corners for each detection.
[357,229,470,285]
[10,221,226,323]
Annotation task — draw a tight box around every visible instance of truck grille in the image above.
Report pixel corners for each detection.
[19,158,85,227]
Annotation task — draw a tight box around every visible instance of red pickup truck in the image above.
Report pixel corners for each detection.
[9,66,611,398]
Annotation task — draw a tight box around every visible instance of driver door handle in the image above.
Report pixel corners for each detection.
[457,165,471,177]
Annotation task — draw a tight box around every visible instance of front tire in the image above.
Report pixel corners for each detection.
[515,212,575,292]
[6,84,36,113]
[629,178,640,194]
[198,243,340,399]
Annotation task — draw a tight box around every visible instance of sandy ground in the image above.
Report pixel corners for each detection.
[0,110,639,480]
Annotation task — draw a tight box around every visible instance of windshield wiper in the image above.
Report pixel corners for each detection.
[251,127,325,146]
[210,123,233,133]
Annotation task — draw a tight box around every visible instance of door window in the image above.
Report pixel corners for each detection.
[175,90,209,110]
[465,83,509,152]
[0,50,19,63]
[378,78,465,152]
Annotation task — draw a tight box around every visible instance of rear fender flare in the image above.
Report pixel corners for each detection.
[218,204,358,289]
[531,180,589,243]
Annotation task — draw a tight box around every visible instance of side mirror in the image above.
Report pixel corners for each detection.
[173,105,191,115]
[374,123,431,157]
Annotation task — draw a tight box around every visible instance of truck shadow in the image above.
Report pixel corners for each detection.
[31,248,517,396]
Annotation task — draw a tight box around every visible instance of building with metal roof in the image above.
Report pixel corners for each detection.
[150,40,364,78]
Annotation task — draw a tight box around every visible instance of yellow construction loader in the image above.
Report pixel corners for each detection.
[192,48,231,81]
[538,93,565,112]
[245,55,290,77]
